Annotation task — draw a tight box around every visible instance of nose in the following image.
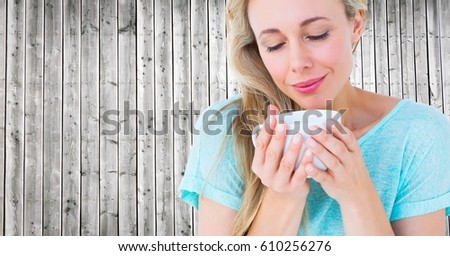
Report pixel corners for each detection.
[289,41,313,73]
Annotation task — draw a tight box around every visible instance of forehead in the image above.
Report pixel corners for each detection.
[247,0,346,32]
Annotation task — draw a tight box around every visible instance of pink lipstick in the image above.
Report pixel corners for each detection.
[292,75,326,94]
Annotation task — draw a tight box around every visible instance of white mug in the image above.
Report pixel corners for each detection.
[251,109,342,171]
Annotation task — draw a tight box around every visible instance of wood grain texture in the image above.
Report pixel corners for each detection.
[414,0,430,104]
[43,0,63,236]
[43,0,63,235]
[427,0,443,111]
[99,0,119,236]
[81,1,100,235]
[137,0,156,236]
[80,0,100,236]
[361,0,376,92]
[25,0,44,236]
[400,0,416,100]
[0,0,7,236]
[208,0,227,103]
[173,0,192,236]
[190,0,210,236]
[351,38,363,89]
[62,0,81,236]
[118,0,137,236]
[387,0,402,98]
[373,0,389,95]
[191,0,208,115]
[155,0,174,236]
[440,0,450,118]
[5,0,25,236]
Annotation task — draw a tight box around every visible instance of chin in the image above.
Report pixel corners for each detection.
[293,95,332,110]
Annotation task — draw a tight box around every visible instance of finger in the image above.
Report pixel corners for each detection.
[305,162,333,186]
[274,133,304,187]
[267,104,280,122]
[331,125,360,153]
[291,148,314,186]
[311,127,350,163]
[261,123,287,176]
[252,108,277,169]
[306,136,344,172]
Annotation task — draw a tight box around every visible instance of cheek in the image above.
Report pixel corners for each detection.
[318,38,353,74]
[261,53,290,84]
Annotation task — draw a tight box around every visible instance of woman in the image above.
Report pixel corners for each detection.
[179,0,450,235]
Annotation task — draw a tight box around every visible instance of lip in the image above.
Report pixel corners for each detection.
[291,75,326,94]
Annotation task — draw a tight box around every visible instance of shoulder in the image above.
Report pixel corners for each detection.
[363,98,450,160]
[387,100,450,171]
[195,94,242,134]
[393,100,450,142]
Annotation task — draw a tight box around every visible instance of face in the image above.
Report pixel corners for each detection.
[247,0,364,109]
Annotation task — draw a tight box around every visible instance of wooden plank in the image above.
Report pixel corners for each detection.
[387,0,402,98]
[0,0,7,236]
[24,0,44,236]
[400,0,416,100]
[209,0,227,103]
[351,38,363,89]
[155,0,174,236]
[440,0,450,118]
[361,0,376,93]
[192,0,209,111]
[80,0,100,236]
[43,0,63,236]
[414,0,429,104]
[136,0,155,236]
[62,0,81,236]
[373,0,389,96]
[224,0,238,97]
[427,0,443,111]
[118,0,137,235]
[173,0,192,236]
[5,0,25,236]
[191,0,210,236]
[99,0,119,236]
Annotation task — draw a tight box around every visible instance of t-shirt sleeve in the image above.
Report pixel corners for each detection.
[391,115,450,221]
[178,105,243,211]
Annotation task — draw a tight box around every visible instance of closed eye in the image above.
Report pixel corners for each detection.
[266,42,285,53]
[307,31,329,41]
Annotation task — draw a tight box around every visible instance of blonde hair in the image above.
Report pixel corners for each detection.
[224,0,368,235]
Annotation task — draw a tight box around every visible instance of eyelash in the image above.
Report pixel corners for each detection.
[266,31,330,53]
[267,43,285,53]
[308,31,330,41]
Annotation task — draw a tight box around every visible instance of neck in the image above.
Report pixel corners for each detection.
[331,81,365,131]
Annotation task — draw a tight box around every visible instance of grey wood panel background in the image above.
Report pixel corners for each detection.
[0,0,449,236]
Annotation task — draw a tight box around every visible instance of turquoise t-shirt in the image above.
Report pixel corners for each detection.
[179,94,450,235]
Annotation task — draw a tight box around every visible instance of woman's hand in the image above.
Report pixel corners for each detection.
[251,105,311,202]
[304,124,376,205]
[303,124,397,235]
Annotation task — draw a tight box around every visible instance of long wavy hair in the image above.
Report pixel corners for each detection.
[223,0,368,235]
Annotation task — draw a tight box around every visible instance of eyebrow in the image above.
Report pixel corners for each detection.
[258,17,329,39]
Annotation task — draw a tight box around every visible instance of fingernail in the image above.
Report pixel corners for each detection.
[276,124,284,133]
[305,149,312,157]
[292,133,302,144]
[306,164,314,174]
[311,125,320,135]
[307,138,316,147]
